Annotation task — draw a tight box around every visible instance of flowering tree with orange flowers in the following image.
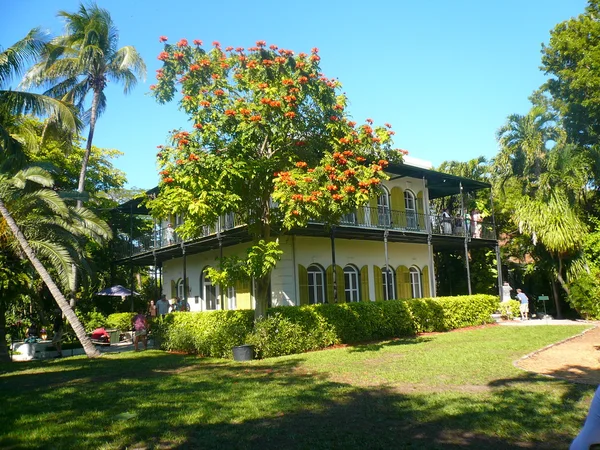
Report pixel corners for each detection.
[149,38,403,317]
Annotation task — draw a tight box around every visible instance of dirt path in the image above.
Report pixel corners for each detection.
[517,324,600,385]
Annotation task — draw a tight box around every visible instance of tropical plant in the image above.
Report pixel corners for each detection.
[148,39,402,318]
[21,2,146,206]
[0,167,111,361]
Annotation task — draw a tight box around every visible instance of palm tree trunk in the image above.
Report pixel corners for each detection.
[77,89,100,208]
[0,198,101,358]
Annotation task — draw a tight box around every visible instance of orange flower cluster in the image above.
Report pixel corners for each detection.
[295,61,306,69]
[177,39,188,47]
[310,54,320,62]
[250,115,262,122]
[188,153,199,161]
[193,39,203,45]
[339,137,349,144]
[326,185,338,191]
[158,52,169,61]
[199,100,211,107]
[262,59,274,67]
[189,64,200,71]
[214,89,225,96]
[256,40,267,47]
[211,73,220,80]
[344,185,356,193]
[366,118,373,124]
[378,159,389,167]
[159,36,168,42]
[176,159,185,165]
[225,109,236,116]
[295,161,308,168]
[298,76,308,84]
[279,49,294,57]
[159,170,170,176]
[284,112,296,119]
[247,61,258,69]
[258,82,268,89]
[163,177,175,183]
[240,108,251,115]
[282,78,294,86]
[194,123,203,129]
[199,59,211,67]
[174,52,184,60]
[332,194,344,201]
[274,56,287,64]
[283,95,296,103]
[356,156,366,162]
[225,46,234,52]
[150,85,156,90]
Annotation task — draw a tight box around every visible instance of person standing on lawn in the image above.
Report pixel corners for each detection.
[132,310,148,351]
[516,289,529,320]
[156,295,170,317]
[52,310,64,357]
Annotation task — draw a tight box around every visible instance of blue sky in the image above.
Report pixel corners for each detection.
[1,0,589,190]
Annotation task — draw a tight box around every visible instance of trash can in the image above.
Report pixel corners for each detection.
[106,329,120,345]
[232,344,254,361]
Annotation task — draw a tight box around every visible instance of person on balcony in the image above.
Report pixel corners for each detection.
[472,209,482,238]
[441,209,452,234]
[165,223,175,244]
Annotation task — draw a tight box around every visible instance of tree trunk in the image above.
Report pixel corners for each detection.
[77,89,100,208]
[0,302,9,363]
[254,273,271,320]
[0,198,101,358]
[551,279,563,320]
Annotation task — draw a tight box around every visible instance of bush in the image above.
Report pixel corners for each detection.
[75,310,108,333]
[156,295,500,359]
[568,269,600,319]
[106,313,136,332]
[247,313,332,358]
[499,300,520,320]
[154,310,254,358]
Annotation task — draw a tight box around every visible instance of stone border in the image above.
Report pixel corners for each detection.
[513,323,598,384]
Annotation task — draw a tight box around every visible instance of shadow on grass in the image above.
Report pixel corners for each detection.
[347,335,432,353]
[0,350,594,449]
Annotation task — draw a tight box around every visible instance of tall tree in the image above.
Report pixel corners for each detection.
[541,0,600,179]
[0,167,111,361]
[149,39,401,318]
[21,2,146,206]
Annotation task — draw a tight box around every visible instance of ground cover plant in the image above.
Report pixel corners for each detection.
[0,324,594,449]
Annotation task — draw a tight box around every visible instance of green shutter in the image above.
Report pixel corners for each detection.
[235,279,252,310]
[298,264,309,306]
[336,265,346,303]
[373,265,383,301]
[170,280,176,299]
[396,265,410,298]
[417,191,425,230]
[422,265,430,298]
[326,265,334,303]
[391,187,405,228]
[360,265,370,302]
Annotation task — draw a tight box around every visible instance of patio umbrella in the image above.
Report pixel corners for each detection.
[95,285,138,297]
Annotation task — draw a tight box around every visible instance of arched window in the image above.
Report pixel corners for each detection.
[201,269,218,310]
[377,186,391,227]
[307,264,326,304]
[177,279,186,299]
[410,266,422,298]
[344,265,360,302]
[382,266,396,300]
[404,190,417,229]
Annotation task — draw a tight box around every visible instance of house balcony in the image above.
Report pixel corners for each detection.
[115,207,496,265]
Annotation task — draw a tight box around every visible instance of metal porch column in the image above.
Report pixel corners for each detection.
[423,177,436,297]
[490,189,503,299]
[330,226,338,303]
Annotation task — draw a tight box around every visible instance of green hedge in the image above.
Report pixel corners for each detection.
[154,310,254,358]
[106,313,136,332]
[157,294,500,359]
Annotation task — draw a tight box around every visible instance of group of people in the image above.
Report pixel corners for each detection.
[147,295,190,318]
[440,208,483,238]
[24,310,64,357]
[501,282,530,320]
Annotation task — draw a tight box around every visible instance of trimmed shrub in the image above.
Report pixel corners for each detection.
[248,313,335,358]
[499,300,520,320]
[155,310,254,358]
[106,313,136,332]
[75,310,108,332]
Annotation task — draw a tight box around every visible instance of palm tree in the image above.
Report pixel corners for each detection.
[21,2,146,207]
[0,28,79,173]
[0,167,111,361]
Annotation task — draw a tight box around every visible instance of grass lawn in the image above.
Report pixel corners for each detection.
[0,324,595,449]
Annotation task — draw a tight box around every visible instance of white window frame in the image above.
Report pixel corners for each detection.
[377,186,391,228]
[201,270,218,310]
[307,264,326,304]
[382,266,396,300]
[410,266,422,298]
[227,285,236,310]
[344,265,360,302]
[404,190,417,229]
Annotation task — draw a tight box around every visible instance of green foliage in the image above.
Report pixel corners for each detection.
[106,313,136,332]
[157,295,499,359]
[154,310,254,358]
[406,295,498,332]
[499,300,520,320]
[568,267,600,319]
[75,309,108,333]
[247,313,332,358]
